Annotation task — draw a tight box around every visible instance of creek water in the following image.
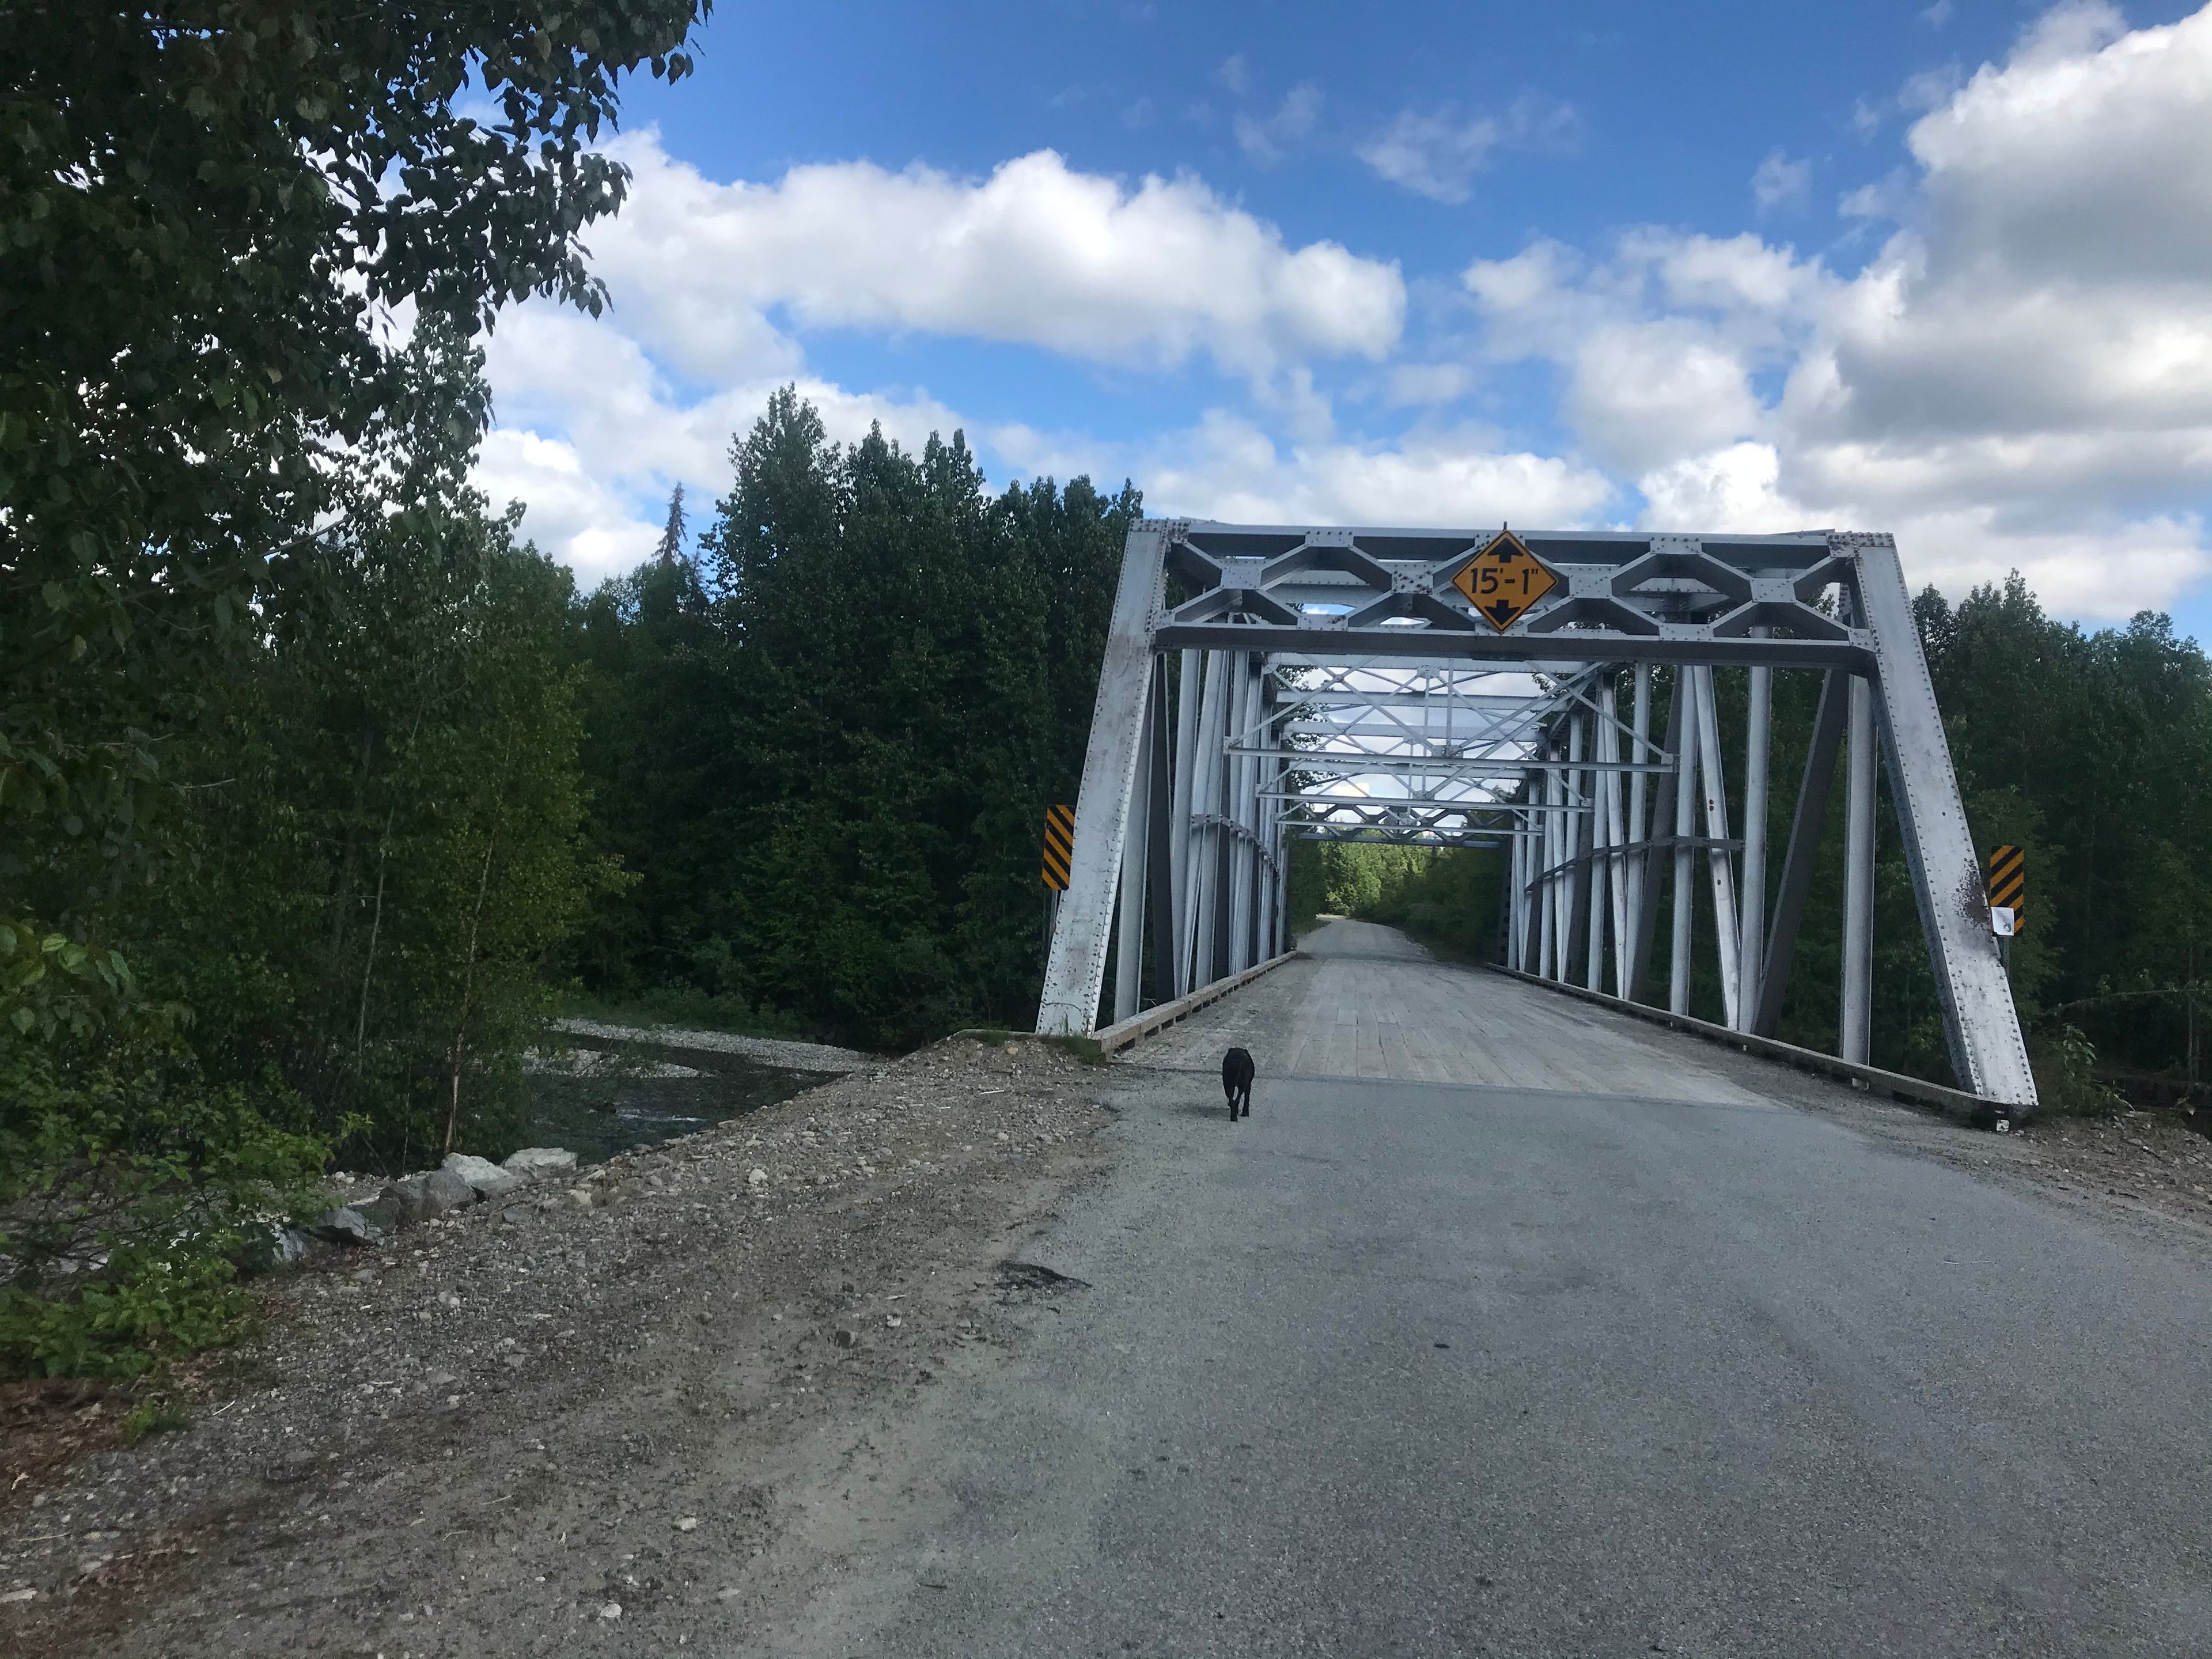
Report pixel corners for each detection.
[521,1040,838,1163]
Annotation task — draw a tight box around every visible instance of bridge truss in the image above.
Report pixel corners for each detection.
[1037,521,2037,1111]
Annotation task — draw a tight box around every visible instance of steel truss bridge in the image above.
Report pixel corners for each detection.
[1036,520,2037,1111]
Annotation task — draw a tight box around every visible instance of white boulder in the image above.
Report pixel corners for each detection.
[442,1152,523,1200]
[503,1146,578,1180]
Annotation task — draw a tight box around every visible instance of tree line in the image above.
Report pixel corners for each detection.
[565,391,1137,1050]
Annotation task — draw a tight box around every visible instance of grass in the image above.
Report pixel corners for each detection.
[122,1392,191,1445]
[1043,1035,1109,1066]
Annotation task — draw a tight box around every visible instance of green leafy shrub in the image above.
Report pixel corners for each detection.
[2027,1021,2130,1118]
[1,926,327,1381]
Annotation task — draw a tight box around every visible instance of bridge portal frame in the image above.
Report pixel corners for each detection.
[1036,519,2037,1112]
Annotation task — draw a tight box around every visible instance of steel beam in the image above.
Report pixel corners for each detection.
[1168,648,1199,997]
[1736,653,1772,1032]
[1692,665,1743,1028]
[1622,664,1652,989]
[1628,673,1682,1006]
[1842,673,1876,1064]
[1145,657,1177,1007]
[1188,650,1228,992]
[1541,756,1560,980]
[1113,675,1154,1023]
[1155,624,1869,671]
[1562,718,1588,984]
[1850,535,2036,1105]
[1038,524,1166,1034]
[1586,694,1611,993]
[1669,668,1698,1016]
[1753,669,1846,1038]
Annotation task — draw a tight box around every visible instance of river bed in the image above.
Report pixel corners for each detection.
[522,1039,840,1162]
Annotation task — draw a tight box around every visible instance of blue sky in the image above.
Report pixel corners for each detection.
[475,0,2212,635]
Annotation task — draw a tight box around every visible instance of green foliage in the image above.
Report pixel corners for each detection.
[2,0,708,899]
[2029,1022,2131,1118]
[1043,1034,1108,1066]
[0,976,326,1382]
[150,482,622,1166]
[2,1,703,1375]
[570,389,1141,1050]
[1305,843,1503,960]
[122,1392,192,1445]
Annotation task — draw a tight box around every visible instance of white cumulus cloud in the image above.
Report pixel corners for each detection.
[472,133,1410,578]
[585,131,1404,383]
[1463,2,2212,617]
[994,411,1615,528]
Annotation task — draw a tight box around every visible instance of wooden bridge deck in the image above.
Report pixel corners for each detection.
[1132,918,1761,1106]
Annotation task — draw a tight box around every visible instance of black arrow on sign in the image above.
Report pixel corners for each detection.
[1486,600,1518,625]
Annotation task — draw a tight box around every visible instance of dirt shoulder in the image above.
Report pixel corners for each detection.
[1659,1027,2212,1241]
[0,1035,1119,1658]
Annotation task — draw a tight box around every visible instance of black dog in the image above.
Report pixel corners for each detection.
[1222,1047,1255,1120]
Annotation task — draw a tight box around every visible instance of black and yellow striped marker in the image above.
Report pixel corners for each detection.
[1987,843,2025,929]
[1042,803,1075,891]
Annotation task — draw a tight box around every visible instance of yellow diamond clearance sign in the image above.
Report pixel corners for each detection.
[1450,528,1559,632]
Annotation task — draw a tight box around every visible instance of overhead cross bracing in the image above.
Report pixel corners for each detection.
[1037,520,2038,1111]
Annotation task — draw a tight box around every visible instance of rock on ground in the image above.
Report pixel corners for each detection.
[0,1035,1115,1658]
[442,1152,524,1201]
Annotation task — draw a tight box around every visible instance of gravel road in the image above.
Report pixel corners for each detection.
[6,926,2211,1657]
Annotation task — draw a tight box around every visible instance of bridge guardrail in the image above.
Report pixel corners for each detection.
[1092,950,1304,1055]
[1491,963,2023,1130]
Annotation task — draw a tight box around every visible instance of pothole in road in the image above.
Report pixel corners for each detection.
[995,1260,1089,1295]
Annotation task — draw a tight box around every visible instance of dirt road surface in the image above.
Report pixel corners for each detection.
[6,923,2212,1656]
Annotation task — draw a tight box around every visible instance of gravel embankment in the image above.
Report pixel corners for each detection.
[551,1019,878,1075]
[0,1034,1116,1658]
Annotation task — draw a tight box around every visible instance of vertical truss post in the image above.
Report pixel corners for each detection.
[1504,818,1521,973]
[1168,648,1199,998]
[1623,663,1653,983]
[1523,809,1540,973]
[1271,766,1290,955]
[1736,650,1772,1032]
[1190,650,1229,991]
[1669,668,1698,1015]
[1039,524,1167,1034]
[1541,751,1561,980]
[1265,752,1283,960]
[1852,537,2036,1105]
[1145,657,1177,1006]
[1692,665,1743,1028]
[1563,715,1588,983]
[1601,678,1631,993]
[1225,655,1253,975]
[1627,673,1680,1006]
[1586,689,1611,993]
[1237,660,1264,968]
[1113,667,1154,1024]
[1841,672,1877,1065]
[1753,669,1846,1037]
